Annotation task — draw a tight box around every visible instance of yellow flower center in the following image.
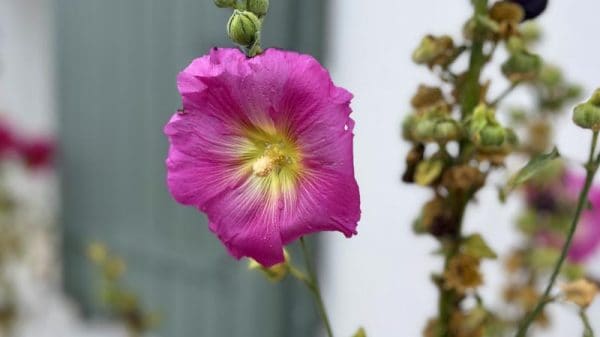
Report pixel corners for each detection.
[252,143,291,177]
[238,124,302,196]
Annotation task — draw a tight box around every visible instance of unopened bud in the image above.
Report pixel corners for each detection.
[573,103,600,131]
[214,0,236,8]
[247,0,269,16]
[227,10,261,47]
[502,51,542,82]
[414,119,437,142]
[433,119,462,143]
[480,125,506,147]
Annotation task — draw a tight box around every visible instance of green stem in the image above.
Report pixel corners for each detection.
[581,310,595,337]
[459,0,489,119]
[437,1,488,337]
[515,131,600,337]
[300,237,334,337]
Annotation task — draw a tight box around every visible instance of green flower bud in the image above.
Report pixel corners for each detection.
[227,10,261,47]
[214,0,236,8]
[414,119,437,142]
[480,125,506,147]
[501,51,542,82]
[573,103,600,131]
[246,0,269,16]
[433,119,462,143]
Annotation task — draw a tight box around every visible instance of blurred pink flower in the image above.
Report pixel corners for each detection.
[164,48,360,266]
[563,171,600,262]
[17,137,55,169]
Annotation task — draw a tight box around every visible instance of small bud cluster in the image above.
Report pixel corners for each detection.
[214,0,270,57]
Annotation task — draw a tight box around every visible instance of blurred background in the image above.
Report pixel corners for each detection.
[0,0,599,336]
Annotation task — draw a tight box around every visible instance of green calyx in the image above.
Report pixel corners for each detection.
[468,104,510,148]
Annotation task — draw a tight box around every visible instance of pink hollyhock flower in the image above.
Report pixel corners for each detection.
[164,48,360,267]
[17,137,55,169]
[562,171,600,262]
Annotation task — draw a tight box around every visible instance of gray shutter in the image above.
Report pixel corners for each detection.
[55,1,325,336]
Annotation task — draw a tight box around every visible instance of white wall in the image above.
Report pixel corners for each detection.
[323,1,600,336]
[0,0,55,133]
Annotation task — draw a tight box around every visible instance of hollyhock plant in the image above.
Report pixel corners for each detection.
[164,48,360,267]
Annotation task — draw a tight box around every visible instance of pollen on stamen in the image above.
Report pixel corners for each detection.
[252,156,274,177]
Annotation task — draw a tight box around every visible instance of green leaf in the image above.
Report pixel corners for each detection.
[352,327,367,337]
[463,234,498,259]
[500,147,561,201]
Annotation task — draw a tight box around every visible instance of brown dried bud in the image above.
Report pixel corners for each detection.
[411,85,445,109]
[490,1,525,24]
[449,309,487,337]
[444,254,483,292]
[490,2,525,39]
[560,279,598,308]
[442,165,485,191]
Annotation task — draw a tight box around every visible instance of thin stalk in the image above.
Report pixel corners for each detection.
[300,237,334,337]
[580,310,595,337]
[515,131,600,337]
[491,82,520,106]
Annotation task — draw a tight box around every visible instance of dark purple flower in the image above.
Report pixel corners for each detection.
[509,0,548,20]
